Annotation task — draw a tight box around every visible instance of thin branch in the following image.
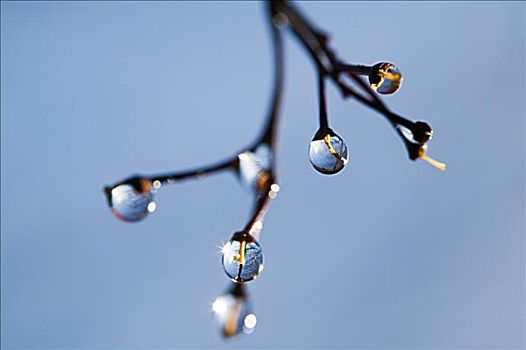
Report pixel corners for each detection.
[258,4,285,152]
[150,157,238,184]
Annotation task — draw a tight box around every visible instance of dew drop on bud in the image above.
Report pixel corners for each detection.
[309,132,348,175]
[369,62,403,95]
[237,144,272,193]
[412,121,433,144]
[397,122,433,146]
[221,232,264,283]
[104,177,156,222]
[212,283,257,337]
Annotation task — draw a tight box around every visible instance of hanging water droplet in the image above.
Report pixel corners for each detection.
[212,283,256,337]
[309,132,348,175]
[397,123,445,170]
[412,121,433,144]
[397,121,433,146]
[222,232,264,283]
[104,177,155,222]
[238,144,273,193]
[369,62,403,95]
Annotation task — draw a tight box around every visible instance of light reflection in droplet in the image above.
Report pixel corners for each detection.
[268,183,280,199]
[244,314,257,329]
[147,201,157,213]
[212,296,228,315]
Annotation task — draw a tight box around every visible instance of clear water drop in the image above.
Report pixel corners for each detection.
[309,132,348,175]
[369,62,403,94]
[105,177,155,222]
[222,232,263,283]
[397,121,433,145]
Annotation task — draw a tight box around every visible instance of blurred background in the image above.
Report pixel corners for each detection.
[1,1,524,349]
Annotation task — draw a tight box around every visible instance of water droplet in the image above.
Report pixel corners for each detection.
[212,284,255,338]
[369,62,403,94]
[412,121,433,144]
[238,144,272,193]
[397,121,433,146]
[309,132,348,175]
[222,232,263,283]
[105,177,155,222]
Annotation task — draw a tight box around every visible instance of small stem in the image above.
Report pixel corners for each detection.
[347,74,387,110]
[337,63,371,76]
[228,281,247,298]
[150,157,237,184]
[245,191,270,232]
[318,71,329,130]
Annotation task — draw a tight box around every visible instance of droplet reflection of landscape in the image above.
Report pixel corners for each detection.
[222,232,264,283]
[105,178,156,222]
[309,133,348,175]
[369,62,403,95]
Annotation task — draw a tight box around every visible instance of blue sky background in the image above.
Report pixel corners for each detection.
[1,1,524,349]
